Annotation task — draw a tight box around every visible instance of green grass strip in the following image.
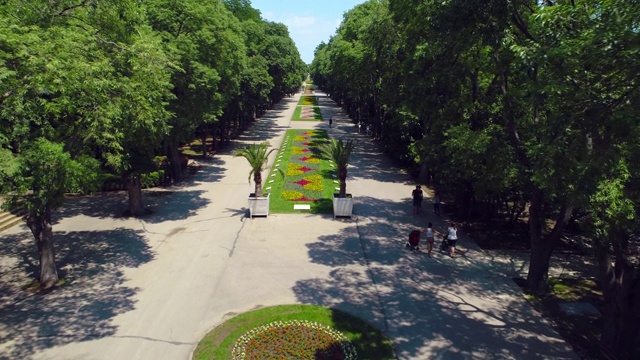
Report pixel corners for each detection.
[264,129,336,214]
[192,304,395,360]
[292,106,323,121]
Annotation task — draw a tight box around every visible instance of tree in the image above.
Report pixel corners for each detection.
[589,156,640,359]
[146,0,246,180]
[234,143,278,197]
[321,139,356,198]
[0,0,173,285]
[1,139,99,289]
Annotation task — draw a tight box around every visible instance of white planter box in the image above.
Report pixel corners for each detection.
[333,194,354,218]
[248,193,270,218]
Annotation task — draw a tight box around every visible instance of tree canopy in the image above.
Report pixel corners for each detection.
[311,0,640,357]
[0,0,305,289]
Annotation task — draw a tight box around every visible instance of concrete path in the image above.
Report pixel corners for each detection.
[0,92,577,359]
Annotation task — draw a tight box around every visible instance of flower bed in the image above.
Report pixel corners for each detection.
[297,95,319,106]
[265,129,335,213]
[192,304,395,360]
[231,320,357,360]
[292,106,322,121]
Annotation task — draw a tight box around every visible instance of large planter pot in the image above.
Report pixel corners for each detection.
[333,194,354,218]
[248,193,270,218]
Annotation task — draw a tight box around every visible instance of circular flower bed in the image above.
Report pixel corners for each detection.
[231,320,357,360]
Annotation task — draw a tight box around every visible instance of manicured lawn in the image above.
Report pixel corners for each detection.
[297,95,319,106]
[292,106,323,121]
[192,304,395,360]
[264,129,336,213]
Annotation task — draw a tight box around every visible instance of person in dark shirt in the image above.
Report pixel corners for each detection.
[412,185,424,215]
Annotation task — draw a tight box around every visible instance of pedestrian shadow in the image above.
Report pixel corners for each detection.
[0,228,152,359]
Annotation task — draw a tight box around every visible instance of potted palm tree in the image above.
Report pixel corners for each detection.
[321,138,355,218]
[234,142,280,218]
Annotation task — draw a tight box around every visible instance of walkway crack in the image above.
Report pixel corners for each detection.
[354,215,397,357]
[228,215,247,257]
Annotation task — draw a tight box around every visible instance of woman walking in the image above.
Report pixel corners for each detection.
[424,222,439,257]
[446,222,458,257]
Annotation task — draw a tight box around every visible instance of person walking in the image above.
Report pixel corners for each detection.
[433,191,441,216]
[329,117,333,127]
[446,222,458,257]
[412,185,424,214]
[424,222,439,257]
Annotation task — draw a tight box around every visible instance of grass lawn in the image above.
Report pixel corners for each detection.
[264,129,336,214]
[297,95,319,106]
[192,304,395,360]
[292,106,323,121]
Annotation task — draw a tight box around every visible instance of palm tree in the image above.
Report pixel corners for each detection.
[321,138,355,198]
[234,142,278,197]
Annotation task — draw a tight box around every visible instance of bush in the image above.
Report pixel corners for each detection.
[140,170,165,189]
[98,170,167,192]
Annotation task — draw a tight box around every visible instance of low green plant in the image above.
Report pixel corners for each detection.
[192,305,395,360]
[140,170,166,188]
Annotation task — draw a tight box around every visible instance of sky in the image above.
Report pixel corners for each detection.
[249,0,367,64]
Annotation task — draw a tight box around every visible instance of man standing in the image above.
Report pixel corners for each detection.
[433,191,441,215]
[412,185,424,214]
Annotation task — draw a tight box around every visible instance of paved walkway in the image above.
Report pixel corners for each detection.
[0,92,577,359]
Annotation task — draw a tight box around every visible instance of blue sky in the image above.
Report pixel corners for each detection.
[249,0,367,64]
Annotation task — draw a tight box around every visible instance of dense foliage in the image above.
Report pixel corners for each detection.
[0,0,305,288]
[311,0,639,358]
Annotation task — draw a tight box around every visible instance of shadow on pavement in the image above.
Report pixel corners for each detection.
[294,195,575,359]
[231,99,296,145]
[0,228,152,359]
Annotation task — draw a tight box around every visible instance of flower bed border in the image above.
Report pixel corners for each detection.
[231,320,357,360]
[192,304,395,360]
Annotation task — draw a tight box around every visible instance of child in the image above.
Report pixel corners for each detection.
[424,222,440,257]
[446,222,458,257]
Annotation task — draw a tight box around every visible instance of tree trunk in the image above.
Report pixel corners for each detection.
[418,162,429,184]
[338,168,347,197]
[126,175,144,217]
[168,143,184,182]
[599,232,640,360]
[201,132,208,158]
[27,205,58,289]
[212,123,219,151]
[526,187,573,294]
[253,171,263,198]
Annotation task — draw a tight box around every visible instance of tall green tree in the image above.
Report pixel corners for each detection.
[0,0,173,284]
[146,0,246,180]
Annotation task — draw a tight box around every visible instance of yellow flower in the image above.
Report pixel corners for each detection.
[291,146,307,154]
[282,190,303,200]
[287,163,303,176]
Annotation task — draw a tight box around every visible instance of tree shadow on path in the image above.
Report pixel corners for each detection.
[0,228,152,359]
[294,196,577,359]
